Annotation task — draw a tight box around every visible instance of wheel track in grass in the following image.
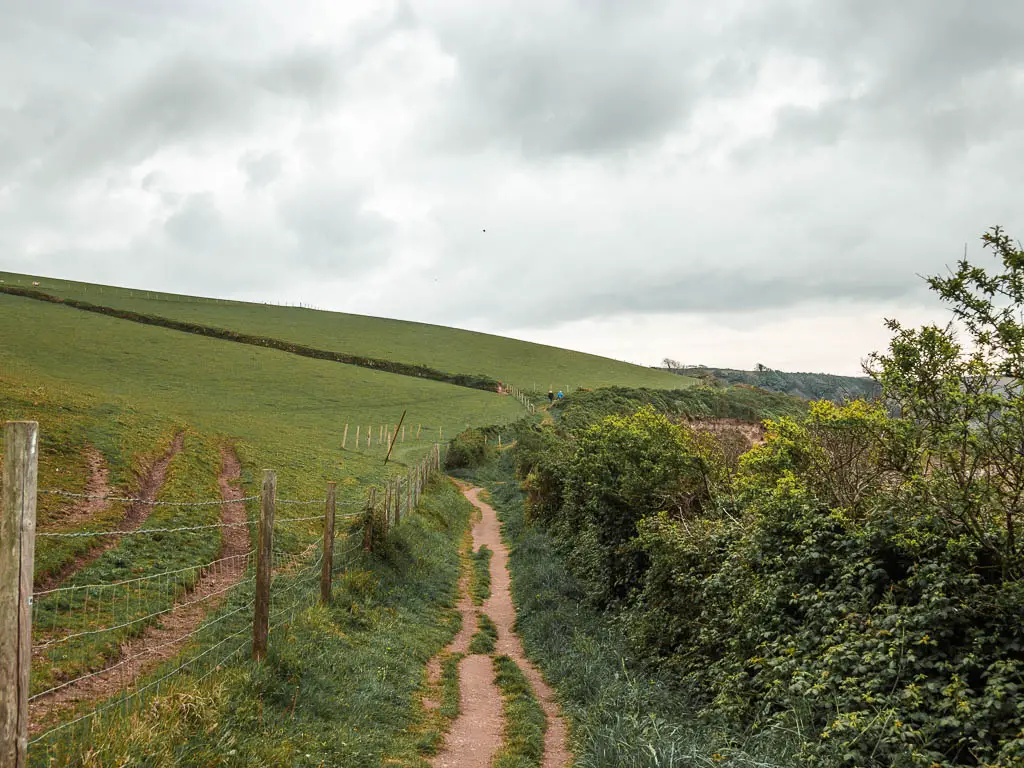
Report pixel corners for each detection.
[35,431,186,593]
[29,444,252,737]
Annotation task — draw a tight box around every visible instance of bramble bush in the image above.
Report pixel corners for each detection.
[512,229,1024,766]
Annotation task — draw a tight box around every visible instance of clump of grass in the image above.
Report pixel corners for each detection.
[440,652,463,720]
[493,655,546,768]
[470,545,493,605]
[468,613,498,655]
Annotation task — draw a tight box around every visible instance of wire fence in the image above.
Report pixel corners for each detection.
[0,422,447,761]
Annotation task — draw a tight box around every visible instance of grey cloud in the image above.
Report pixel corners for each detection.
[240,151,284,189]
[277,182,396,272]
[164,194,225,250]
[420,2,712,157]
[735,0,1024,164]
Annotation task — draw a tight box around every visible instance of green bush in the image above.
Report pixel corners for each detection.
[445,428,491,470]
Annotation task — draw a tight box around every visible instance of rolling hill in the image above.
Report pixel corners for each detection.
[0,271,694,393]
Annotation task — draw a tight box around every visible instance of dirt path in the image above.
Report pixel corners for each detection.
[29,444,252,735]
[428,482,571,768]
[36,432,187,592]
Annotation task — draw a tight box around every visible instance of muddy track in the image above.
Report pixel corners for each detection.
[428,482,571,768]
[44,447,112,530]
[29,444,252,736]
[35,432,186,593]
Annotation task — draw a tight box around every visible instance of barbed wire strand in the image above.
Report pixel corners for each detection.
[34,550,256,598]
[39,489,261,507]
[37,519,259,539]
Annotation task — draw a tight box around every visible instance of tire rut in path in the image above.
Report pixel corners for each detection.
[35,432,187,593]
[29,444,252,735]
[428,482,571,768]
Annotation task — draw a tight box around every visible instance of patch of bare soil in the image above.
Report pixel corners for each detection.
[29,444,252,736]
[687,417,766,447]
[35,432,187,593]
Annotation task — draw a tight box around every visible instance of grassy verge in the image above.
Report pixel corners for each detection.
[468,613,498,655]
[470,455,798,768]
[31,477,473,767]
[470,545,492,604]
[493,655,546,768]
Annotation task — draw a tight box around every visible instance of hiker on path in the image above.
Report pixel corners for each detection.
[548,390,554,404]
[557,390,564,400]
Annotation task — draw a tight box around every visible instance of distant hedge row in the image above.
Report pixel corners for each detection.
[0,286,501,393]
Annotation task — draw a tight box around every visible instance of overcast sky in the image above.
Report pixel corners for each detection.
[3,1,1022,376]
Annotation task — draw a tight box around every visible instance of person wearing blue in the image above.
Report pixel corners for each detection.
[557,390,564,399]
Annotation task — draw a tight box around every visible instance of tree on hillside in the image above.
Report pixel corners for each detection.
[866,225,1024,576]
[662,357,682,372]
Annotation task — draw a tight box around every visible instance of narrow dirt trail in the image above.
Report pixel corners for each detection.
[428,482,571,768]
[29,445,253,735]
[428,493,503,768]
[36,432,187,592]
[464,485,572,768]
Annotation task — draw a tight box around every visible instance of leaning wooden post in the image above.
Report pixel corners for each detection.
[253,469,276,662]
[342,424,348,449]
[320,482,336,605]
[1,421,38,768]
[363,487,376,552]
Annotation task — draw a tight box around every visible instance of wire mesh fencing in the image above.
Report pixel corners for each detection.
[0,421,447,762]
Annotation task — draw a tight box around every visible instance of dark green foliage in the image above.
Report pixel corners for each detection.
[505,226,1024,768]
[552,384,807,433]
[493,655,546,768]
[672,366,881,403]
[445,428,491,470]
[469,613,498,654]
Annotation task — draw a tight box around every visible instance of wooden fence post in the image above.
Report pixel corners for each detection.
[355,425,360,449]
[417,424,422,440]
[253,469,276,662]
[407,470,413,518]
[321,482,336,604]
[342,424,348,449]
[363,487,375,552]
[1,422,38,768]
[393,479,401,528]
[367,426,371,448]
[401,425,405,443]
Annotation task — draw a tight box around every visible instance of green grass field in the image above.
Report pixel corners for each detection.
[0,289,523,502]
[0,271,693,392]
[0,267,693,764]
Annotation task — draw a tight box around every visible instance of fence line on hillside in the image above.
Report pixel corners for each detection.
[0,421,445,763]
[503,384,537,415]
